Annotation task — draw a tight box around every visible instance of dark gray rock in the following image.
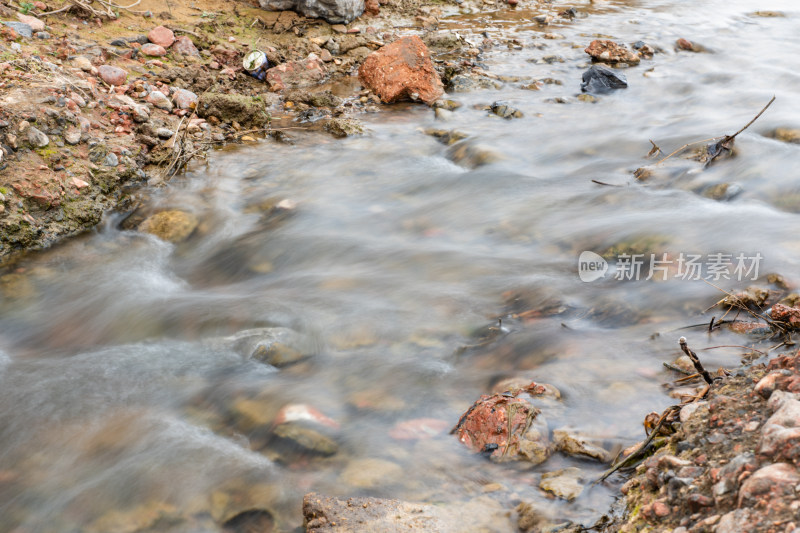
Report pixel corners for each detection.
[259,0,363,24]
[581,65,627,94]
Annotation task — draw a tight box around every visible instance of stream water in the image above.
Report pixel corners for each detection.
[2,0,800,531]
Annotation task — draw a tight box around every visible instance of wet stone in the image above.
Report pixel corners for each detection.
[552,430,612,462]
[581,65,627,94]
[490,101,523,119]
[453,390,551,464]
[539,467,584,501]
[138,210,199,243]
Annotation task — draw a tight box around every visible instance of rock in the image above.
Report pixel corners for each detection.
[156,128,174,139]
[140,43,166,56]
[138,210,199,243]
[208,481,281,526]
[389,418,450,440]
[759,393,800,464]
[196,93,267,127]
[285,89,342,108]
[103,152,119,167]
[172,35,199,56]
[97,65,128,86]
[712,452,758,503]
[264,54,327,91]
[364,0,379,15]
[87,501,180,533]
[273,404,339,455]
[676,38,698,52]
[73,56,93,72]
[679,400,707,423]
[453,390,551,464]
[490,101,523,119]
[259,0,364,24]
[770,128,800,144]
[584,39,640,65]
[770,304,800,329]
[737,463,800,510]
[323,118,363,138]
[581,65,627,94]
[132,105,150,123]
[16,13,45,32]
[552,430,612,462]
[172,88,198,110]
[446,141,502,168]
[206,327,317,367]
[302,493,514,532]
[722,286,768,308]
[35,31,49,39]
[539,468,584,501]
[26,126,49,148]
[3,22,32,39]
[341,458,403,488]
[358,36,443,105]
[146,90,173,111]
[147,25,175,48]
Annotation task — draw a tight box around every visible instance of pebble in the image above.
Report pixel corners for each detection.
[35,31,50,40]
[103,152,119,167]
[16,13,45,32]
[132,105,150,123]
[97,65,128,86]
[73,56,93,72]
[140,43,166,56]
[64,129,81,145]
[172,88,198,110]
[147,25,175,48]
[27,126,49,148]
[146,90,173,111]
[156,128,174,139]
[172,36,199,56]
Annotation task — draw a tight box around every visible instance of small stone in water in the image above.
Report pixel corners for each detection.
[581,64,627,94]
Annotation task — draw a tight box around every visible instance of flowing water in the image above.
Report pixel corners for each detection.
[2,0,800,531]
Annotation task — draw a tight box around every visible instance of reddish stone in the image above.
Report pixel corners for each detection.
[172,88,198,110]
[453,391,550,464]
[676,38,694,51]
[365,0,380,16]
[140,43,166,57]
[265,54,327,92]
[33,1,47,9]
[172,35,199,56]
[737,463,800,511]
[584,39,640,65]
[388,418,449,440]
[17,13,45,31]
[97,65,127,86]
[358,36,443,105]
[147,25,175,48]
[770,304,800,328]
[210,45,241,67]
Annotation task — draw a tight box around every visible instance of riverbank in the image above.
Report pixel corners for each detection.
[1,0,525,263]
[605,344,800,533]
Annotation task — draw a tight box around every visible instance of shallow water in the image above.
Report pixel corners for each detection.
[2,1,800,531]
